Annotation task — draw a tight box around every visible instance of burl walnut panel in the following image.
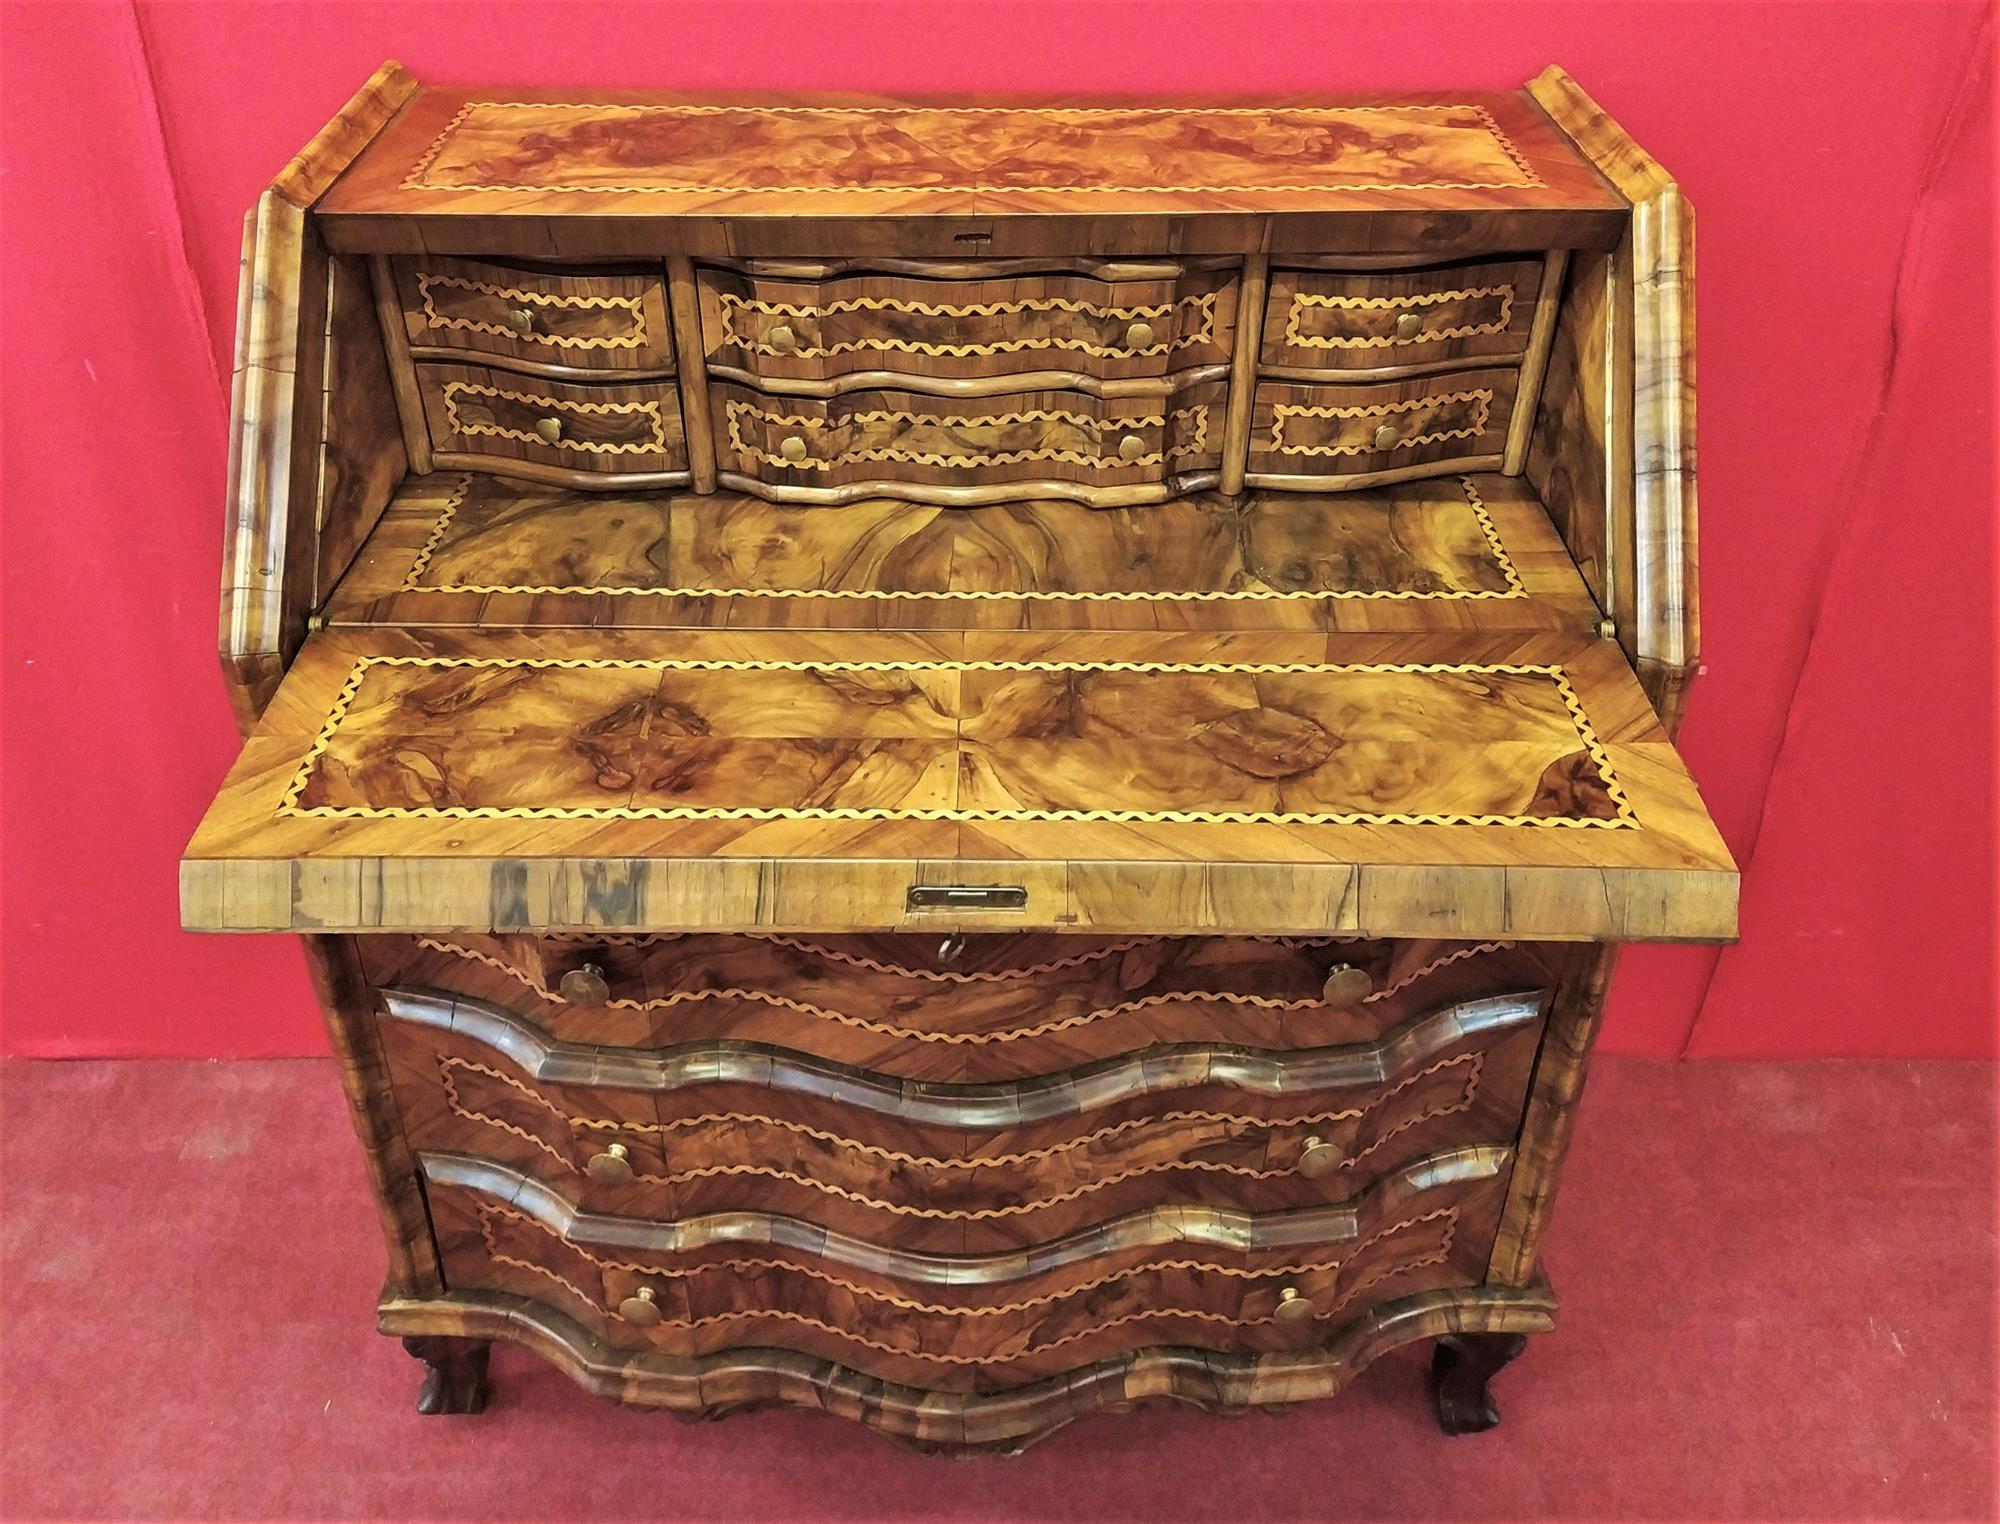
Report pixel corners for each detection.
[185,62,1729,1451]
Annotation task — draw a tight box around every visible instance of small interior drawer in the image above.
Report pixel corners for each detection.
[417,362,688,483]
[696,259,1237,387]
[1262,258,1546,373]
[714,382,1223,499]
[392,255,673,372]
[1247,368,1518,485]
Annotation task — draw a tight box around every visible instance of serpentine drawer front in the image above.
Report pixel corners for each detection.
[181,63,1732,1451]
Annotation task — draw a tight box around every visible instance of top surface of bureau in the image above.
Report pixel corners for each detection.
[316,86,1628,256]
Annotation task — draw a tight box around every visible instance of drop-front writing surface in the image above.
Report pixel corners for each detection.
[180,61,1733,1451]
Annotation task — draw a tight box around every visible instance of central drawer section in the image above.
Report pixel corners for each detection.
[697,257,1238,506]
[368,931,1561,1391]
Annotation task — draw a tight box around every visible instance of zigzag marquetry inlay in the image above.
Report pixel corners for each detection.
[717,289,1217,359]
[1284,285,1516,350]
[415,935,1517,1039]
[441,382,670,454]
[470,1192,1456,1333]
[386,990,1546,1128]
[416,273,648,349]
[1270,390,1495,457]
[726,400,1210,472]
[281,656,1630,828]
[434,1049,1487,1214]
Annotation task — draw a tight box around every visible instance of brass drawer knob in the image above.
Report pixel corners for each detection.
[1372,422,1402,452]
[507,306,536,335]
[1125,319,1155,350]
[1274,1287,1318,1325]
[779,434,809,464]
[618,1285,664,1327]
[558,961,611,1005]
[1393,311,1424,341]
[1297,1135,1343,1179]
[767,322,797,353]
[1321,963,1374,1007]
[535,415,563,445]
[1117,433,1146,462]
[587,1142,635,1184]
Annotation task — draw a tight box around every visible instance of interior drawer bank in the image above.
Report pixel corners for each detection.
[416,362,691,487]
[696,257,1239,388]
[385,254,674,373]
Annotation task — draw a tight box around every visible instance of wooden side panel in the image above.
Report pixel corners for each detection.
[1527,66,1699,732]
[315,254,408,604]
[300,934,443,1296]
[1523,246,1617,611]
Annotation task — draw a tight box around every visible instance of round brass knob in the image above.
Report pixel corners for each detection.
[1117,433,1146,462]
[937,933,967,966]
[1274,1287,1318,1325]
[1125,319,1156,350]
[558,961,610,1005]
[1297,1135,1343,1179]
[587,1142,634,1184]
[779,434,809,464]
[767,323,797,353]
[1393,311,1424,341]
[535,415,563,445]
[507,306,536,335]
[618,1285,664,1327]
[1321,963,1373,1007]
[1372,423,1402,452]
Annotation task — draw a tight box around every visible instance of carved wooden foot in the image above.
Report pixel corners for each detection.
[1429,1332,1528,1435]
[403,1335,491,1415]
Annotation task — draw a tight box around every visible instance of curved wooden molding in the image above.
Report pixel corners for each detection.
[272,61,417,209]
[422,1145,1504,1284]
[220,60,416,732]
[376,1282,1557,1452]
[382,986,1545,1123]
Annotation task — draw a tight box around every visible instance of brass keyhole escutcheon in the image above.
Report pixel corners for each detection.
[535,415,563,445]
[587,1143,635,1184]
[767,323,797,353]
[618,1285,664,1326]
[779,434,809,464]
[507,307,536,335]
[1372,423,1402,452]
[558,961,610,1005]
[1117,433,1146,462]
[1392,311,1424,341]
[1125,319,1156,350]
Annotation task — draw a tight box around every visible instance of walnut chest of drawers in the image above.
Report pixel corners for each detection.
[181,62,1736,1453]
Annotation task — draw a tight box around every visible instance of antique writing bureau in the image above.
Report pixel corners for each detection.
[180,63,1736,1452]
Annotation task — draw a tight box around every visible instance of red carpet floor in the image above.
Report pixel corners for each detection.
[2,1057,1994,1522]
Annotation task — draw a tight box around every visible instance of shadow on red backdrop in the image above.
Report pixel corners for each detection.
[0,1,1992,1059]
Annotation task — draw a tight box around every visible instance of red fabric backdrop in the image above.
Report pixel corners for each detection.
[1,1,1992,1059]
